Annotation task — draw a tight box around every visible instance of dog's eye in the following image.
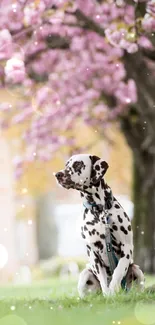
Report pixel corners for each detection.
[72,161,84,172]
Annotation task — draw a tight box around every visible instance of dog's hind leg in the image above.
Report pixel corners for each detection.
[78,268,101,298]
[125,264,145,291]
[89,250,109,296]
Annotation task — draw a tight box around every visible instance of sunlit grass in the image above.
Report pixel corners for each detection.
[0,276,155,325]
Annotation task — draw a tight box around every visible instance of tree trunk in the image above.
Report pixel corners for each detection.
[133,153,155,273]
[121,51,155,272]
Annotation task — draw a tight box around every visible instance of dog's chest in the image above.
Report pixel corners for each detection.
[81,210,106,244]
[81,208,126,262]
[81,209,111,266]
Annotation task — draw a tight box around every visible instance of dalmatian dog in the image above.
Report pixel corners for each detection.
[55,154,144,296]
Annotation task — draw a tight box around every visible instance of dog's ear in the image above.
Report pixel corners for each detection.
[90,155,109,184]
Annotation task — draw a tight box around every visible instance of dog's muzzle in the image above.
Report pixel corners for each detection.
[55,171,71,189]
[55,171,64,181]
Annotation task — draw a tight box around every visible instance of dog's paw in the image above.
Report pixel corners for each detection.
[108,283,120,296]
[101,288,110,297]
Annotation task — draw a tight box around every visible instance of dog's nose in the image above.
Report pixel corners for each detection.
[56,172,64,180]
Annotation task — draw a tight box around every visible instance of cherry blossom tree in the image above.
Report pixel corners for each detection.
[0,0,155,271]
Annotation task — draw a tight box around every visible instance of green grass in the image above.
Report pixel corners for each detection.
[0,276,155,325]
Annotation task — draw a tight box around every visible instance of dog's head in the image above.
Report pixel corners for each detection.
[55,154,108,190]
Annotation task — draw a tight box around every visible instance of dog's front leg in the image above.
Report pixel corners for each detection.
[89,250,109,295]
[109,244,132,295]
[97,264,109,295]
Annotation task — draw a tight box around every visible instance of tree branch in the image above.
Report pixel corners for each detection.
[142,49,155,61]
[25,34,70,65]
[70,9,105,37]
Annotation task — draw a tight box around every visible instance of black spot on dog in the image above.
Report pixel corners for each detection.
[90,155,100,165]
[83,209,88,219]
[100,234,105,240]
[124,212,130,222]
[105,197,113,209]
[90,229,96,235]
[112,224,118,231]
[120,226,128,235]
[101,217,106,224]
[115,204,120,209]
[126,254,130,259]
[95,263,99,274]
[72,161,85,174]
[84,225,88,231]
[91,169,96,180]
[128,225,131,231]
[95,165,100,171]
[111,233,117,240]
[94,241,103,250]
[95,181,101,188]
[87,249,90,257]
[81,232,86,239]
[101,161,108,169]
[117,215,123,223]
[86,221,95,226]
[86,280,93,285]
[130,249,132,255]
[95,193,100,200]
[121,251,125,258]
[114,248,121,256]
[104,183,109,189]
[101,179,106,189]
[112,239,118,247]
[80,193,84,197]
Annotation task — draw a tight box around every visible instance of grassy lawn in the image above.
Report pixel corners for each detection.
[0,276,155,325]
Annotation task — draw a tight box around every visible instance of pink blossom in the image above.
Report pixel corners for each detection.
[76,0,96,16]
[49,10,64,24]
[147,0,155,15]
[7,3,24,31]
[36,87,50,106]
[0,29,12,60]
[138,36,153,49]
[12,108,33,124]
[142,14,155,32]
[127,43,138,54]
[115,80,137,105]
[5,56,26,83]
[1,0,154,171]
[24,1,45,26]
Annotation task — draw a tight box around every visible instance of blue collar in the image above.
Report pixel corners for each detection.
[83,201,98,210]
[83,201,111,223]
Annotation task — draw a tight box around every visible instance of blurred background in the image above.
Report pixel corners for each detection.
[0,0,155,286]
